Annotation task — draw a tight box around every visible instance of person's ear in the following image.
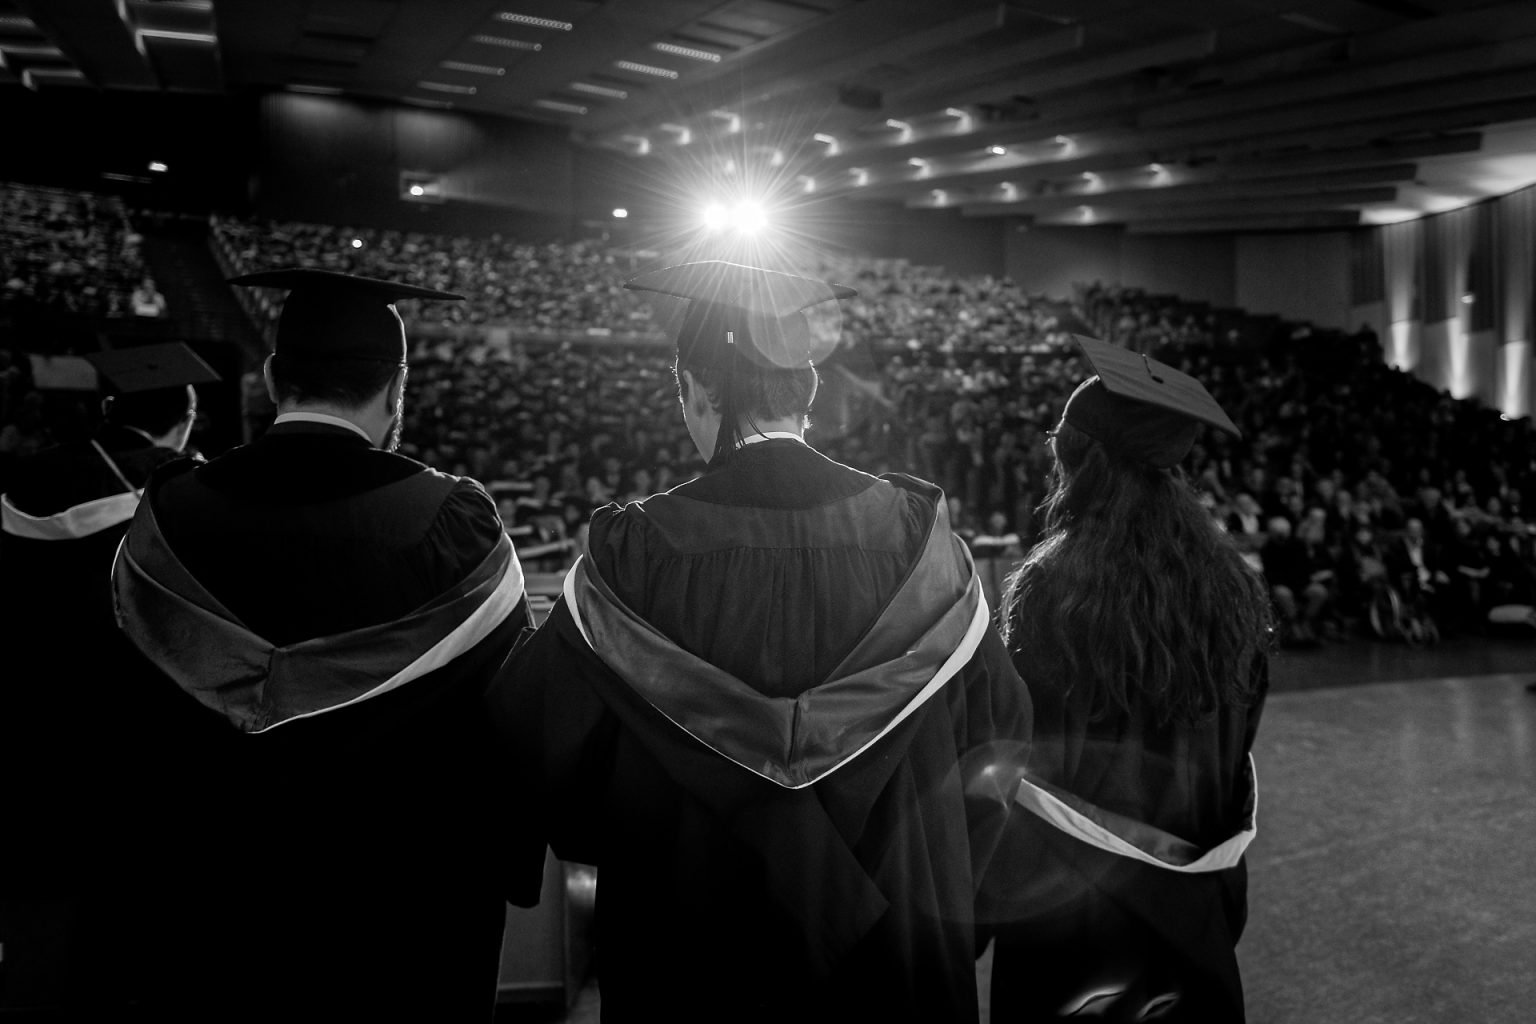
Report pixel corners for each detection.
[386,365,408,410]
[262,355,278,404]
[680,369,705,412]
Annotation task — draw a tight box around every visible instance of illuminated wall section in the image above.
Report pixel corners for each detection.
[1381,221,1422,371]
[1388,319,1420,373]
[1500,185,1536,419]
[1369,185,1536,417]
[1501,341,1530,419]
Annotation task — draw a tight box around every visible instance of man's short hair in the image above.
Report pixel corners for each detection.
[678,356,818,425]
[269,354,401,409]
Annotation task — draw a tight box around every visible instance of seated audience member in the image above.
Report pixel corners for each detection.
[1339,523,1390,625]
[1225,492,1266,573]
[131,276,167,317]
[971,509,1024,560]
[1480,527,1536,632]
[1445,516,1492,633]
[1386,517,1449,626]
[1295,506,1342,636]
[1261,516,1329,645]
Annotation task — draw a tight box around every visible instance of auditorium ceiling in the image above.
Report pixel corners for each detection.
[7,0,1536,232]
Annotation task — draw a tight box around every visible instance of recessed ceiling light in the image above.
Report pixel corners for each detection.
[497,12,572,30]
[653,41,720,62]
[136,28,217,44]
[614,60,677,79]
[419,81,477,95]
[570,82,627,99]
[441,60,505,76]
[471,34,541,51]
[987,145,1006,156]
[534,98,588,114]
[0,42,64,57]
[659,122,692,144]
[20,67,86,89]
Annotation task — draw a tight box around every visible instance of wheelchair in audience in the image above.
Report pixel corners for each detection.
[1364,569,1440,646]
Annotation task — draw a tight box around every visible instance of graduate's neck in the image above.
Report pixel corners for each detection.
[275,399,390,448]
[734,414,805,444]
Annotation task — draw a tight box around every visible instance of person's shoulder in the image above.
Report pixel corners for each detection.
[587,497,647,553]
[433,467,503,524]
[873,471,945,527]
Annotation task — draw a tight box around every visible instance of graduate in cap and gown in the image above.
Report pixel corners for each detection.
[987,336,1271,1022]
[1,344,226,1014]
[111,270,537,1021]
[484,261,1035,1023]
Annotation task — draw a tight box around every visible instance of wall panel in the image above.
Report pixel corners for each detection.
[1234,232,1351,329]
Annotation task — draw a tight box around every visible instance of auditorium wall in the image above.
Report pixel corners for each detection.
[811,203,1006,279]
[253,93,583,239]
[1234,232,1352,330]
[1358,184,1536,420]
[1002,225,1236,306]
[0,89,255,211]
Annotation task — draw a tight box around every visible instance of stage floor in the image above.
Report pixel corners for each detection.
[501,634,1536,1024]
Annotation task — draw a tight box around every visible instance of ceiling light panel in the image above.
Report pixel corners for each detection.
[614,60,677,79]
[652,41,720,62]
[471,34,541,51]
[497,12,573,31]
[570,82,627,99]
[441,60,505,75]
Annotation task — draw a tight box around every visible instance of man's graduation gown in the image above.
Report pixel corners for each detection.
[110,421,536,1021]
[2,427,197,881]
[485,439,1034,1023]
[1,427,219,1012]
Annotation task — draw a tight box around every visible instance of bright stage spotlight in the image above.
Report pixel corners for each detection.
[734,200,767,235]
[701,202,727,231]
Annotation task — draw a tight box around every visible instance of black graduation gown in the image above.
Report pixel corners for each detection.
[485,440,1035,1024]
[2,427,201,873]
[1,428,225,1013]
[987,644,1267,1023]
[113,422,538,1022]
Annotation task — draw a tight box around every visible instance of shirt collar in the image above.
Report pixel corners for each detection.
[273,411,373,443]
[737,431,807,448]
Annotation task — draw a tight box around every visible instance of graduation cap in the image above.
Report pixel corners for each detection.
[227,268,463,363]
[84,342,220,394]
[624,260,855,369]
[1061,334,1240,468]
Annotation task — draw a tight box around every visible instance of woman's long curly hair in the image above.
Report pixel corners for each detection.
[1000,420,1272,725]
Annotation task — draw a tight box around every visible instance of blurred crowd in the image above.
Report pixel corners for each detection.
[0,182,157,320]
[212,215,652,335]
[6,195,1536,643]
